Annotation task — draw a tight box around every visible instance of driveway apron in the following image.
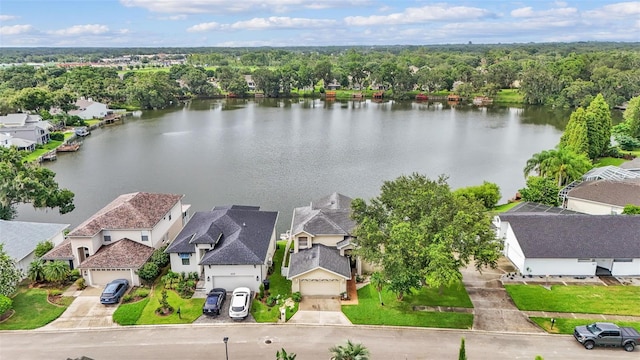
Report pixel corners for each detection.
[288,298,352,325]
[462,260,543,333]
[42,286,119,330]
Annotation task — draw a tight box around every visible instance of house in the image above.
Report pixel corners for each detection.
[0,133,11,148]
[0,113,51,145]
[0,220,69,278]
[42,192,189,286]
[244,75,256,91]
[285,193,372,297]
[165,205,278,293]
[564,179,640,215]
[68,98,111,120]
[494,209,640,277]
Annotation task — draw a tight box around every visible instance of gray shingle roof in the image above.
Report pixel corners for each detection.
[0,220,69,262]
[567,179,640,207]
[287,244,351,279]
[291,193,356,236]
[499,214,640,258]
[78,238,154,269]
[165,206,278,265]
[68,192,183,237]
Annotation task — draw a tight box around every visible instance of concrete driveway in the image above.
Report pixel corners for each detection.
[42,286,119,330]
[288,297,352,325]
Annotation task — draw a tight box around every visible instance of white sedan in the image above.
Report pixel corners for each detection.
[228,287,251,320]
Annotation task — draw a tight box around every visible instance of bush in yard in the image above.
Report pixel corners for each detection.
[49,132,65,141]
[134,288,150,298]
[43,260,70,285]
[266,294,277,307]
[75,277,86,290]
[615,134,640,151]
[122,294,133,303]
[150,245,170,268]
[0,294,12,315]
[68,268,80,281]
[258,283,265,300]
[137,262,160,285]
[49,289,62,297]
[292,292,302,303]
[34,241,54,258]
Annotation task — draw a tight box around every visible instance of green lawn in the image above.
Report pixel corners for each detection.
[23,140,63,162]
[492,201,521,213]
[505,285,640,316]
[112,298,150,325]
[0,288,73,330]
[251,240,297,322]
[531,317,640,334]
[494,89,524,104]
[594,157,625,167]
[135,283,204,325]
[342,283,473,329]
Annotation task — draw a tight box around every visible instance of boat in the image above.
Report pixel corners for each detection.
[415,93,429,101]
[75,127,91,137]
[57,142,81,152]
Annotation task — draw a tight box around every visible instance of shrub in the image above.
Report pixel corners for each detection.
[0,294,12,315]
[122,294,133,303]
[50,132,65,141]
[75,277,86,290]
[615,134,640,151]
[266,295,277,307]
[136,262,160,285]
[68,269,81,281]
[292,292,302,303]
[258,283,265,300]
[150,246,170,268]
[34,241,54,258]
[49,289,62,297]
[134,288,149,298]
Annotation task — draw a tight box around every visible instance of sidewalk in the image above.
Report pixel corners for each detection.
[523,311,640,322]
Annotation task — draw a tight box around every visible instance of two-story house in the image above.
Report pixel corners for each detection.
[43,192,189,286]
[285,193,372,297]
[165,205,278,293]
[68,98,111,120]
[0,113,51,145]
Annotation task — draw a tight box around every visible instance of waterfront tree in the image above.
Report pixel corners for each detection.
[0,244,22,296]
[518,176,560,207]
[584,94,612,159]
[559,107,589,155]
[0,147,75,220]
[352,174,501,300]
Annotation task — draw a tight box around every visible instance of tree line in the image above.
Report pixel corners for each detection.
[1,43,639,112]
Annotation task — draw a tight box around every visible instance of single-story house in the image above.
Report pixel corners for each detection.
[564,179,640,215]
[285,193,373,297]
[165,205,278,293]
[495,212,640,277]
[0,220,69,277]
[68,98,111,120]
[43,192,190,286]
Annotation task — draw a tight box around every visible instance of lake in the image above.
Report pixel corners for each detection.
[17,98,579,234]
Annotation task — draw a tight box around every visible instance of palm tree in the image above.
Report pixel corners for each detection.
[539,148,592,187]
[369,272,385,306]
[43,260,70,285]
[329,340,370,360]
[276,348,296,360]
[28,259,46,283]
[523,149,554,178]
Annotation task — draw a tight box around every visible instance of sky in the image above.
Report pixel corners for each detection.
[0,0,639,47]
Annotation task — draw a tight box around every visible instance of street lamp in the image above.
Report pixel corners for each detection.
[223,336,229,360]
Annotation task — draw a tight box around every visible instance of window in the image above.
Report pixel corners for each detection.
[577,258,593,262]
[613,258,632,262]
[179,253,190,265]
[298,236,309,248]
[182,258,190,265]
[141,231,149,242]
[104,235,111,242]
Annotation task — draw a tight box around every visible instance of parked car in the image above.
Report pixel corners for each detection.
[228,287,251,320]
[574,322,639,352]
[202,288,227,316]
[100,279,129,305]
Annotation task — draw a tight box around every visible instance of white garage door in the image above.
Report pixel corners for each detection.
[299,279,341,296]
[89,269,132,286]
[213,276,258,292]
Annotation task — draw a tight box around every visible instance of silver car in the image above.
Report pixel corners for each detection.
[228,287,251,320]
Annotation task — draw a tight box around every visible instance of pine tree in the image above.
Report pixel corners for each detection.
[559,107,589,155]
[584,93,612,159]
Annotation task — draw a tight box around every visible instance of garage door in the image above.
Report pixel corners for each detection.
[212,276,258,292]
[299,279,341,296]
[89,269,132,286]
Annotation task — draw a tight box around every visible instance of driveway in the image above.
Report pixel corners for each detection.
[461,258,543,333]
[41,286,119,330]
[288,297,352,325]
[193,294,256,324]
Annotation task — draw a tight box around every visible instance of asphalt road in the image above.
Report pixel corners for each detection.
[0,324,633,360]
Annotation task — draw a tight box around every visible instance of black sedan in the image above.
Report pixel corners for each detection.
[100,279,129,305]
[202,288,227,316]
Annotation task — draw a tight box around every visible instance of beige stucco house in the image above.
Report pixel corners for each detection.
[43,192,189,286]
[285,193,372,297]
[165,205,278,293]
[565,179,640,215]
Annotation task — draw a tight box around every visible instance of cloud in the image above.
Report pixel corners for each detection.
[0,24,33,35]
[510,6,578,18]
[583,1,640,18]
[120,0,367,14]
[187,22,223,32]
[344,5,493,26]
[230,17,337,30]
[158,15,188,21]
[48,24,109,36]
[0,15,18,21]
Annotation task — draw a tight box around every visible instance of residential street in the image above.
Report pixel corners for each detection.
[0,324,634,360]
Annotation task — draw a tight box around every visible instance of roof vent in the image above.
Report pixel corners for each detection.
[243,222,246,227]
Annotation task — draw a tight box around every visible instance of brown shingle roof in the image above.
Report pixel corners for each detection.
[41,239,74,260]
[567,179,640,207]
[68,192,183,237]
[78,238,153,269]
